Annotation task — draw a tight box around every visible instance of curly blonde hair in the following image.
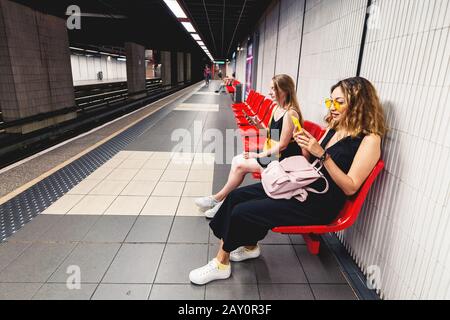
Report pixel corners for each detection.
[326,77,387,137]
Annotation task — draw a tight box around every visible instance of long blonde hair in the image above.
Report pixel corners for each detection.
[326,77,387,137]
[272,74,304,125]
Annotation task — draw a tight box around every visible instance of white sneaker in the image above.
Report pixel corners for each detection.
[204,201,223,219]
[230,246,261,262]
[194,196,219,211]
[189,258,231,285]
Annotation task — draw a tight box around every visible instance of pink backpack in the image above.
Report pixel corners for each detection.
[261,156,329,202]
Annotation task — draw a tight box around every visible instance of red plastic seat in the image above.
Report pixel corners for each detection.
[234,94,265,123]
[244,120,384,255]
[247,120,325,179]
[238,99,274,131]
[226,80,240,93]
[232,90,256,110]
[272,160,384,255]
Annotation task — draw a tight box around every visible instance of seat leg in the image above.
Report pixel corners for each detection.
[302,234,321,255]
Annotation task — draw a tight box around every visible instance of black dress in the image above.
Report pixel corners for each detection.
[256,110,302,168]
[210,129,365,252]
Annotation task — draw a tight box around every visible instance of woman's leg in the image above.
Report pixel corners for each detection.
[209,183,268,242]
[216,240,230,264]
[213,154,262,202]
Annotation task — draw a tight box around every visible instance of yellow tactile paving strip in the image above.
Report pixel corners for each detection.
[0,83,203,205]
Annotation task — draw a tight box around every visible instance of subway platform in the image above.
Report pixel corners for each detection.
[0,81,358,300]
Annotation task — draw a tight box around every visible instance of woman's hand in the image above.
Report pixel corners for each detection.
[294,129,325,158]
[244,152,260,159]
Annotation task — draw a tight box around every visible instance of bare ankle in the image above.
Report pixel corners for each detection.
[216,251,230,265]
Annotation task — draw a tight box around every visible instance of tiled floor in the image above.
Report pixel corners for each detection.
[0,81,358,300]
[40,150,214,217]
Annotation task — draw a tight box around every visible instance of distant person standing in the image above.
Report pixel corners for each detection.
[218,69,223,80]
[204,65,211,86]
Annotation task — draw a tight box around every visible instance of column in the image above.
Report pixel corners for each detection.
[177,52,184,84]
[0,0,76,133]
[185,53,191,82]
[160,51,171,87]
[125,42,146,99]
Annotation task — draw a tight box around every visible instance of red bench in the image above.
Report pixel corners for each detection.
[226,80,240,94]
[273,159,384,255]
[236,117,385,256]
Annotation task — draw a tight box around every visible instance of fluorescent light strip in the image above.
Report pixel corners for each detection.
[162,1,212,58]
[181,21,196,33]
[163,0,187,18]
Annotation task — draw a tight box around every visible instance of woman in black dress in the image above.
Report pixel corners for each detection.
[189,77,387,285]
[195,74,305,218]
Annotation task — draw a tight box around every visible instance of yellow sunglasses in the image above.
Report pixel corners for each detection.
[325,98,344,111]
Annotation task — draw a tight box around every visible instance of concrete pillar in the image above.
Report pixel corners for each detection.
[186,53,191,82]
[125,42,146,98]
[0,0,76,133]
[171,52,178,86]
[177,52,184,84]
[160,51,171,87]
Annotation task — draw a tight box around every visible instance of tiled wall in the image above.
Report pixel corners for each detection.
[261,1,280,93]
[342,0,450,300]
[275,0,305,80]
[237,0,450,299]
[177,52,185,83]
[0,0,75,121]
[186,53,191,81]
[235,41,247,89]
[297,0,367,123]
[161,51,172,86]
[125,42,146,94]
[70,55,127,83]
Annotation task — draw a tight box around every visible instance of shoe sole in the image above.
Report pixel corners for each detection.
[230,251,261,262]
[190,272,231,285]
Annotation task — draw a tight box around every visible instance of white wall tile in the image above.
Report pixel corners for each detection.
[246,0,448,300]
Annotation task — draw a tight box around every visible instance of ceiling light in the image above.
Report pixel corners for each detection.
[181,22,196,33]
[197,41,205,46]
[191,33,201,41]
[163,0,187,19]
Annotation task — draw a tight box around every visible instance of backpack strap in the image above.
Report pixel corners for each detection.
[305,159,329,194]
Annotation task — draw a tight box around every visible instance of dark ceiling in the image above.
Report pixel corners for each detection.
[179,0,271,59]
[10,0,270,59]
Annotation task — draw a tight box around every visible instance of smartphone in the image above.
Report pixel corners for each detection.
[291,116,303,133]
